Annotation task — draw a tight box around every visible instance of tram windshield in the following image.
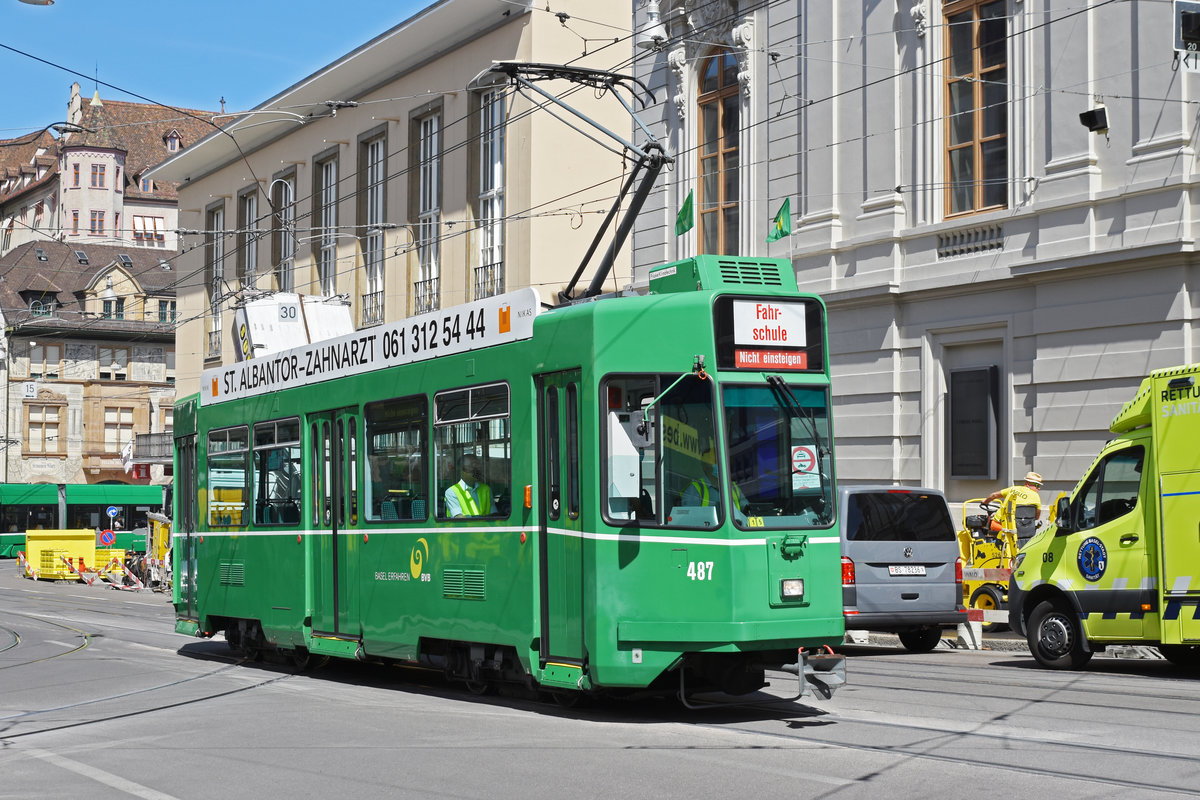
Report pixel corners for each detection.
[722,381,834,530]
[603,373,833,530]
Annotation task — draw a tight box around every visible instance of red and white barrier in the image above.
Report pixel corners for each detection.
[962,568,1011,581]
[107,560,145,592]
[59,554,98,585]
[17,550,34,580]
[966,608,1009,624]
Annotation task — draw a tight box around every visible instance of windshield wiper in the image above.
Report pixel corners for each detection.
[766,375,826,456]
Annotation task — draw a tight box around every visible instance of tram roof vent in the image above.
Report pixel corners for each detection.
[648,256,798,295]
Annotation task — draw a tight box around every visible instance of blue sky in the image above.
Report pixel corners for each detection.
[1,0,428,136]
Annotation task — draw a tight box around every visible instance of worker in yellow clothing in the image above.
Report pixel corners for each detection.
[444,454,492,518]
[681,448,747,520]
[985,471,1043,540]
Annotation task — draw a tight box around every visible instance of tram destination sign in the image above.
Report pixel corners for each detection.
[711,296,824,372]
[201,288,541,406]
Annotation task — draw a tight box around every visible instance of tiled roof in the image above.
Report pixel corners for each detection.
[0,91,225,210]
[0,128,55,174]
[0,239,178,336]
[68,94,222,201]
[0,129,59,205]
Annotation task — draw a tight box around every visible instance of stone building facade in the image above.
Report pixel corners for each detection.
[0,240,175,487]
[630,0,1198,505]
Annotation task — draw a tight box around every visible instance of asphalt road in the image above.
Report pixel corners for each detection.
[2,566,1198,799]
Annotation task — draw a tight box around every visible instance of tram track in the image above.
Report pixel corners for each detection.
[0,610,90,669]
[747,723,1199,797]
[838,655,1200,716]
[0,624,18,653]
[0,655,294,742]
[678,691,1200,797]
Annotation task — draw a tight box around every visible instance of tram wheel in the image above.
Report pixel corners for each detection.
[970,585,1008,633]
[464,680,494,696]
[288,647,328,672]
[547,690,586,709]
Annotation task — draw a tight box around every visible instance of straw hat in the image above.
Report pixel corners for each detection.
[1023,471,1043,486]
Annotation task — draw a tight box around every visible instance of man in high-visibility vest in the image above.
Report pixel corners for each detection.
[985,470,1042,539]
[681,448,747,519]
[444,454,492,518]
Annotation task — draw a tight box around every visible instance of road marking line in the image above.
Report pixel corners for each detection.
[22,747,179,799]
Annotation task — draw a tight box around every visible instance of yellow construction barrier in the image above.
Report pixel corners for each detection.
[24,529,95,581]
[94,548,126,578]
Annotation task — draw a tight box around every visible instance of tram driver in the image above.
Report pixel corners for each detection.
[681,448,747,523]
[444,454,493,518]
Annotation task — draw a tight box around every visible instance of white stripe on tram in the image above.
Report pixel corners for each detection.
[174,527,839,546]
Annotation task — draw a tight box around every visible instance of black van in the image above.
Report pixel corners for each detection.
[839,486,967,651]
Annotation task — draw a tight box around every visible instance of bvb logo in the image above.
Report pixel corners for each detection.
[411,537,429,579]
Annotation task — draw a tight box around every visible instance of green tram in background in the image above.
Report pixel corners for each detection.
[0,483,165,557]
[172,255,847,702]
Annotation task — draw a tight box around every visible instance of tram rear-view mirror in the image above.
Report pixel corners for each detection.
[608,411,641,499]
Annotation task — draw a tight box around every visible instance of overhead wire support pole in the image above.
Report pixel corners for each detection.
[484,62,674,304]
[558,159,644,305]
[583,145,664,299]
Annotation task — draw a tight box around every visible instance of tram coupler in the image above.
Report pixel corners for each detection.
[782,647,846,700]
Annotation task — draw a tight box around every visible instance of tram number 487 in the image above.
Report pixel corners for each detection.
[687,561,714,581]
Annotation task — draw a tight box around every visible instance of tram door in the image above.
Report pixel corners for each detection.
[309,408,361,637]
[537,370,585,668]
[177,434,199,622]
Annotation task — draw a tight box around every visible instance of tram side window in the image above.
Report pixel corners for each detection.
[364,396,428,521]
[208,427,249,527]
[434,383,510,519]
[1,504,55,532]
[602,373,720,529]
[252,418,302,526]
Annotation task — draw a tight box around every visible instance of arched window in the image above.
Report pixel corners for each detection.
[698,49,740,255]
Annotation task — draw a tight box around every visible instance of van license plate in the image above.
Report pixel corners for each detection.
[888,565,926,576]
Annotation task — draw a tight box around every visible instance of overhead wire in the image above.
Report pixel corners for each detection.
[2,0,1152,335]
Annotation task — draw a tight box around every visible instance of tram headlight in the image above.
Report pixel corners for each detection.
[781,578,805,599]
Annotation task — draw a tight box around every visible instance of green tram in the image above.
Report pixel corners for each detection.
[173,255,847,701]
[0,483,165,557]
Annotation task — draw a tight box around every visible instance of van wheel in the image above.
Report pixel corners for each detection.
[897,626,942,653]
[970,585,1008,633]
[1158,644,1200,669]
[1027,600,1092,669]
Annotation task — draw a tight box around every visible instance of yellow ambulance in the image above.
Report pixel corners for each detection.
[1009,363,1200,669]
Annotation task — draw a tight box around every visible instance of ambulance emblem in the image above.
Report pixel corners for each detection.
[1077,537,1107,582]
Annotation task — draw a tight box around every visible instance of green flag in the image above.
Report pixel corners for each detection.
[675,189,694,236]
[767,198,791,243]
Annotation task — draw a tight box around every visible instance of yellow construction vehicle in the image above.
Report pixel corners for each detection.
[957,497,1056,631]
[957,499,1015,631]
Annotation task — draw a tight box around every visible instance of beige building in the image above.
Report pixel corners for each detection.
[149,0,634,393]
[0,240,176,487]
